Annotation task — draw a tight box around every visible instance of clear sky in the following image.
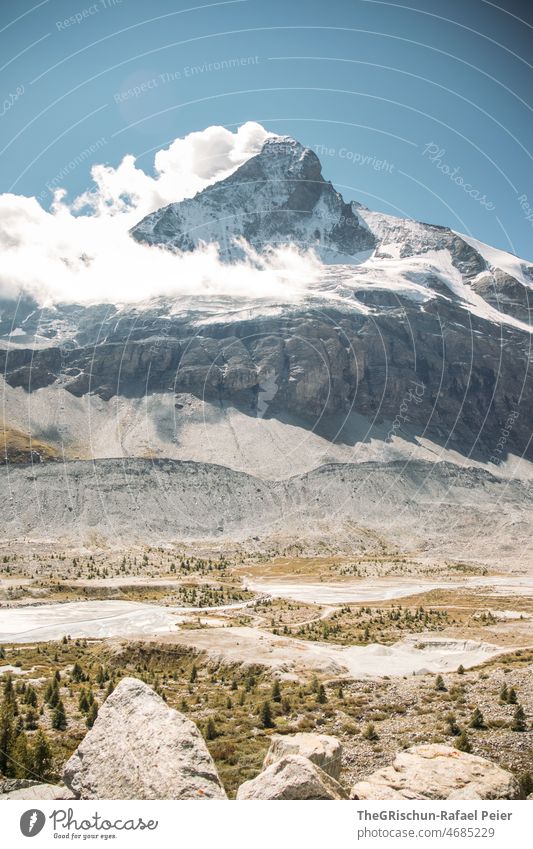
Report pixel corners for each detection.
[1,0,532,260]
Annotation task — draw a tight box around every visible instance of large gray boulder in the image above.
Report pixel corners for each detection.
[236,755,348,800]
[351,744,520,800]
[63,677,226,800]
[0,784,75,800]
[263,733,342,780]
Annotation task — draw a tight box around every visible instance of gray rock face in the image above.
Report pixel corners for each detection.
[350,744,520,800]
[263,733,342,780]
[0,783,75,800]
[131,136,376,261]
[236,754,348,800]
[62,677,226,800]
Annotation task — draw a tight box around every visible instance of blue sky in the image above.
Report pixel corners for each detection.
[1,0,532,260]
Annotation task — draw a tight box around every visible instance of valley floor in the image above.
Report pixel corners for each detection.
[0,542,531,797]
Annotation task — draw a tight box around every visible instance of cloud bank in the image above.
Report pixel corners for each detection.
[0,122,322,306]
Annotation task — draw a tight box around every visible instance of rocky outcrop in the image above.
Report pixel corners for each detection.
[350,744,520,800]
[62,677,226,800]
[236,754,348,800]
[263,733,342,780]
[0,783,75,800]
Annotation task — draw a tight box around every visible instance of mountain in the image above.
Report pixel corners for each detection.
[1,131,533,547]
[130,136,376,262]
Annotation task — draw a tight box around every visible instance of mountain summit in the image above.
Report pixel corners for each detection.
[131,135,376,261]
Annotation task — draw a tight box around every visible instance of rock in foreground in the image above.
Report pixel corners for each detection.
[0,783,75,801]
[350,744,520,800]
[263,733,342,780]
[63,677,226,800]
[237,755,348,800]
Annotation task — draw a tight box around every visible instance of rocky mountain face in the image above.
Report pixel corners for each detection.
[1,132,532,482]
[131,136,376,261]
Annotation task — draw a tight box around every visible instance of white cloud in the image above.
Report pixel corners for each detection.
[73,121,271,222]
[0,122,322,306]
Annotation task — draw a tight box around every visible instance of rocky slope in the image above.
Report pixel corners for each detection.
[1,457,531,559]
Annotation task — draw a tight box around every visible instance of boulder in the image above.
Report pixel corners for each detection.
[350,744,520,800]
[263,733,342,780]
[62,677,226,800]
[236,755,348,800]
[1,783,74,800]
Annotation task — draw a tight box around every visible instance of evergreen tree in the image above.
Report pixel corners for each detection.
[512,705,527,732]
[12,731,32,779]
[78,689,90,714]
[25,708,38,731]
[317,684,327,704]
[469,707,485,729]
[499,683,508,703]
[71,662,84,683]
[51,700,67,731]
[271,680,281,703]
[445,712,460,736]
[456,730,472,753]
[24,686,38,708]
[508,687,518,705]
[435,674,447,692]
[362,722,379,741]
[31,731,54,782]
[260,700,274,728]
[86,702,98,729]
[457,665,465,675]
[205,717,217,740]
[0,703,14,775]
[189,664,198,684]
[95,665,107,686]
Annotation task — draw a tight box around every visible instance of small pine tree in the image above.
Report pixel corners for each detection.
[12,731,32,779]
[271,680,282,702]
[24,686,38,708]
[499,683,509,703]
[260,700,274,728]
[362,722,378,741]
[78,689,90,714]
[435,674,447,692]
[95,665,106,686]
[205,717,217,740]
[511,705,526,732]
[189,664,198,684]
[31,730,54,782]
[71,662,84,683]
[456,730,471,753]
[457,664,465,675]
[508,687,518,705]
[25,708,38,731]
[445,712,460,736]
[317,684,327,704]
[51,700,67,731]
[238,689,245,706]
[0,704,14,775]
[86,702,98,729]
[469,707,485,729]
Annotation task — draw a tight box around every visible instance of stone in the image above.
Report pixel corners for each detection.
[263,733,342,780]
[0,784,74,800]
[350,744,520,800]
[236,755,348,800]
[62,677,226,800]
